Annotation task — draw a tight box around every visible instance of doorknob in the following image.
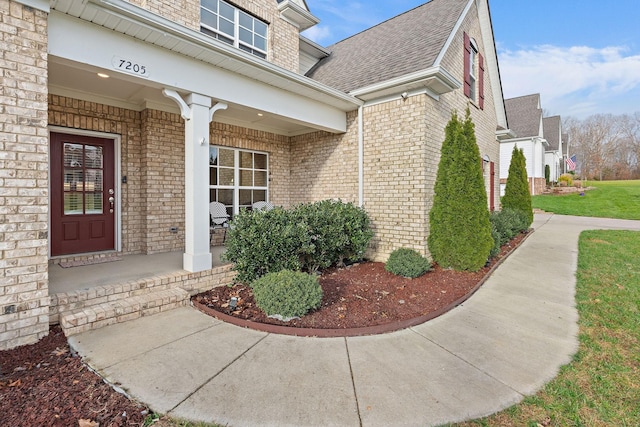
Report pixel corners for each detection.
[108,196,115,213]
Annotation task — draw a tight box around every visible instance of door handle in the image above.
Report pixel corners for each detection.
[108,196,115,213]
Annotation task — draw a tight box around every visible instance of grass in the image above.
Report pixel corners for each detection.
[531,180,640,220]
[448,229,640,427]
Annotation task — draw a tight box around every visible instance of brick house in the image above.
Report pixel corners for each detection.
[1,0,509,349]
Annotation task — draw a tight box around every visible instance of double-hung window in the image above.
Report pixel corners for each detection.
[464,32,485,110]
[201,0,268,59]
[209,146,269,218]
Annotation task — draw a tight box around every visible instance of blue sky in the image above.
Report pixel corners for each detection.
[302,0,640,119]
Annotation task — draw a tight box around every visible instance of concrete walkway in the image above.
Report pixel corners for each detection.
[68,214,640,427]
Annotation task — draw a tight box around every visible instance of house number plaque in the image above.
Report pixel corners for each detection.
[112,56,150,78]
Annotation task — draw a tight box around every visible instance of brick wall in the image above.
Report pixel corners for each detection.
[0,0,50,350]
[127,0,200,30]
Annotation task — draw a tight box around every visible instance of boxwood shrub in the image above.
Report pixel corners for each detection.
[489,208,529,247]
[385,248,432,278]
[252,270,323,319]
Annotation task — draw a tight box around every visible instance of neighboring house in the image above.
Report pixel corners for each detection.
[543,115,564,183]
[499,94,548,196]
[0,0,509,349]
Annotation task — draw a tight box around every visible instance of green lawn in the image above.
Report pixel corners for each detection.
[531,180,640,220]
[450,230,640,427]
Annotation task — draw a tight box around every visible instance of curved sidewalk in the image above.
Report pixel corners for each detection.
[68,214,640,427]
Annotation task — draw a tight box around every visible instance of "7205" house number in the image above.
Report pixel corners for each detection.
[112,56,150,78]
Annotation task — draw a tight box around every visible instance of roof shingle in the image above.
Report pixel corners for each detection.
[504,94,542,138]
[543,115,561,151]
[306,0,469,93]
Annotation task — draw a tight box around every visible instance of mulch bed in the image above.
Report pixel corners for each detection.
[0,327,149,427]
[193,232,528,335]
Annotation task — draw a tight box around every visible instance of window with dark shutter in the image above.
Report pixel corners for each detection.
[479,53,485,110]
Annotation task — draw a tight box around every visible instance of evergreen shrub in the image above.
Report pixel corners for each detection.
[427,109,493,271]
[489,225,501,258]
[385,248,432,278]
[490,208,529,246]
[558,173,573,186]
[223,200,373,283]
[252,270,323,319]
[502,146,533,227]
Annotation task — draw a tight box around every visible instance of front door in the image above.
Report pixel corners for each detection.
[50,132,116,256]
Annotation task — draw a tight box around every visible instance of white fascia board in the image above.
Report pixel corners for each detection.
[496,128,516,140]
[15,0,49,12]
[48,12,349,133]
[349,66,461,101]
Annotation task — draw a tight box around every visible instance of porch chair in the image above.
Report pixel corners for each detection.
[252,201,274,212]
[209,201,230,244]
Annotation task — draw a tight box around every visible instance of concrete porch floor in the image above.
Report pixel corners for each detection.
[49,246,228,294]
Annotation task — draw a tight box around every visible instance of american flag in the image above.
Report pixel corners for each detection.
[566,155,577,172]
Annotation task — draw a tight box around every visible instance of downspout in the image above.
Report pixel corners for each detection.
[358,105,364,207]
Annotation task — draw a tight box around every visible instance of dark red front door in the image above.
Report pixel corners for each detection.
[50,132,116,256]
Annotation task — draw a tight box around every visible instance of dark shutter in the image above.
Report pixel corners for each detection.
[463,32,471,98]
[479,53,485,109]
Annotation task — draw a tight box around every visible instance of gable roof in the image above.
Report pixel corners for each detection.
[504,94,542,138]
[543,115,561,151]
[306,0,470,93]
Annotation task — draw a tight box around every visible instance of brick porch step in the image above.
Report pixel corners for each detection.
[60,288,190,336]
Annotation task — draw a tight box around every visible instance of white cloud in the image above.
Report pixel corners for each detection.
[499,45,640,118]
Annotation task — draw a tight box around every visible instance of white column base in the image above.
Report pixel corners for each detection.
[183,252,212,273]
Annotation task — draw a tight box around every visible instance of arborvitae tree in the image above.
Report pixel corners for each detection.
[544,164,550,185]
[428,109,493,271]
[502,146,533,226]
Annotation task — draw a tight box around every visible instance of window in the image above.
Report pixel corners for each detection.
[201,0,268,59]
[464,32,485,110]
[209,146,269,217]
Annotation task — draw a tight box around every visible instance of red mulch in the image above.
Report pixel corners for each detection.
[193,232,528,331]
[0,327,149,427]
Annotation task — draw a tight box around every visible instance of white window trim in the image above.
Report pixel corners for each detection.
[201,0,268,59]
[469,38,478,102]
[210,146,269,216]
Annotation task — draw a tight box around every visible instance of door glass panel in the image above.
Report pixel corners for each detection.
[239,169,252,186]
[209,167,218,186]
[85,193,103,214]
[64,193,83,215]
[85,145,103,168]
[209,146,219,165]
[219,168,234,185]
[254,170,267,187]
[64,169,83,192]
[64,143,83,167]
[85,169,102,192]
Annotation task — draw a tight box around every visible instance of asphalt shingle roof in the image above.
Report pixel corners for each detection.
[543,116,561,151]
[306,0,469,93]
[504,94,542,138]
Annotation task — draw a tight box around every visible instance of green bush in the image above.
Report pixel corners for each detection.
[428,109,493,271]
[385,248,432,278]
[252,270,323,318]
[490,208,529,246]
[558,173,574,186]
[545,164,550,185]
[295,200,373,272]
[489,225,501,258]
[223,200,373,283]
[222,207,314,284]
[502,146,533,227]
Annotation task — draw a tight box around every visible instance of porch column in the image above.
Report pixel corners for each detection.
[163,90,227,272]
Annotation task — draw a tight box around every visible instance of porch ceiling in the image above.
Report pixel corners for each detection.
[49,58,317,136]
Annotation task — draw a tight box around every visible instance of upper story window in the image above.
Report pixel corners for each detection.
[201,0,268,59]
[464,32,485,110]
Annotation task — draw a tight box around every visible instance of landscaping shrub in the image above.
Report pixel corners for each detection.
[251,270,323,319]
[490,208,529,246]
[294,200,373,272]
[222,207,314,284]
[489,225,501,258]
[385,248,432,278]
[223,200,373,283]
[428,109,493,271]
[502,146,533,227]
[545,164,550,185]
[558,173,574,187]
